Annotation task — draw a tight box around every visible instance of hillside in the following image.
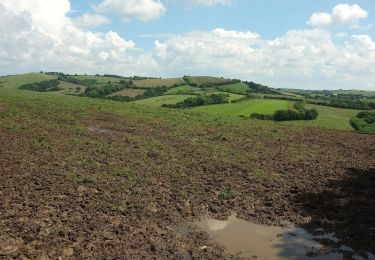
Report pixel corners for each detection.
[1,82,375,258]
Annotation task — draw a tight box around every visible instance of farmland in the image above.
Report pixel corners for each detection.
[216,82,249,94]
[0,73,375,259]
[192,99,289,117]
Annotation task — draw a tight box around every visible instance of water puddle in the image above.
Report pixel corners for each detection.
[195,213,375,259]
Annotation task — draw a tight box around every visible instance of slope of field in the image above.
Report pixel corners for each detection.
[132,95,194,107]
[165,85,194,95]
[108,88,145,97]
[187,76,231,86]
[58,82,87,94]
[284,104,359,130]
[216,82,249,94]
[1,87,374,259]
[0,73,56,88]
[133,78,186,88]
[206,91,244,102]
[71,75,122,84]
[192,99,289,117]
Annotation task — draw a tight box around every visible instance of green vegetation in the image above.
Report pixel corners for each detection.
[350,111,375,134]
[192,99,289,117]
[162,93,229,108]
[132,95,194,107]
[0,73,56,88]
[19,79,62,92]
[251,102,318,121]
[216,82,249,94]
[165,85,194,95]
[283,104,359,130]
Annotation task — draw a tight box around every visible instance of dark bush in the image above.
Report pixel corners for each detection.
[19,79,61,92]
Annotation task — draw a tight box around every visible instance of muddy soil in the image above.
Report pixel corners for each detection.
[0,108,374,259]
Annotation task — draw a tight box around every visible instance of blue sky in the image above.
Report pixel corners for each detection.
[1,0,375,90]
[68,0,375,48]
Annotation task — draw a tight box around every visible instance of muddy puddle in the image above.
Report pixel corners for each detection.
[194,213,375,259]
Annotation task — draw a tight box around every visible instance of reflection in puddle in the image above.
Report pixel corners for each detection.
[195,213,375,259]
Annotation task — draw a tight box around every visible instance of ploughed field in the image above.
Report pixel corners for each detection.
[0,89,374,259]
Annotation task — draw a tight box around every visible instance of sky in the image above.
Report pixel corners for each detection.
[1,0,375,90]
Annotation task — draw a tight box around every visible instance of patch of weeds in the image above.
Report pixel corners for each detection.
[219,187,237,200]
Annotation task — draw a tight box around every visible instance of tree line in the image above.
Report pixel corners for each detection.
[251,102,318,121]
[162,93,229,109]
[19,79,61,92]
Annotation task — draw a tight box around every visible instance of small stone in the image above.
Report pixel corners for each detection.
[200,246,208,251]
[62,247,74,257]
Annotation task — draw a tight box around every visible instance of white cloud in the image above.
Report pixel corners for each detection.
[94,0,166,22]
[73,13,110,28]
[212,28,259,39]
[308,4,368,28]
[0,1,153,76]
[151,28,375,90]
[188,0,234,7]
[1,1,375,90]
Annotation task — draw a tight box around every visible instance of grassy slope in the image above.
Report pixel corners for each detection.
[216,83,249,94]
[283,104,359,130]
[0,73,57,88]
[132,95,194,107]
[71,75,122,84]
[108,88,146,97]
[165,85,194,95]
[187,76,230,86]
[191,99,289,117]
[206,91,244,102]
[133,78,186,88]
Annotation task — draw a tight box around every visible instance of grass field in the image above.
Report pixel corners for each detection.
[165,85,194,95]
[133,78,186,88]
[108,88,146,97]
[216,82,249,94]
[283,104,359,130]
[58,81,86,94]
[192,99,289,117]
[132,95,194,107]
[206,91,244,102]
[0,73,56,88]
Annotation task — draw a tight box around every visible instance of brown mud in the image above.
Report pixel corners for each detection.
[0,107,375,259]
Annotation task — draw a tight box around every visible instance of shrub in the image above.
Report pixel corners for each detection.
[162,93,229,109]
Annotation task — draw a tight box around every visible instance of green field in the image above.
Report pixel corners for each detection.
[283,104,360,130]
[206,91,244,102]
[216,82,249,94]
[0,73,56,88]
[165,85,194,95]
[191,99,289,117]
[132,95,194,107]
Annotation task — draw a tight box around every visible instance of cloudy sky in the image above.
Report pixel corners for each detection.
[1,0,375,90]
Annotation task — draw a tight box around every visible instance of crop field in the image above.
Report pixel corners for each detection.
[71,75,123,84]
[186,76,231,86]
[283,104,359,130]
[191,99,289,117]
[133,78,186,88]
[216,82,249,94]
[108,88,145,97]
[165,85,195,95]
[132,94,194,107]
